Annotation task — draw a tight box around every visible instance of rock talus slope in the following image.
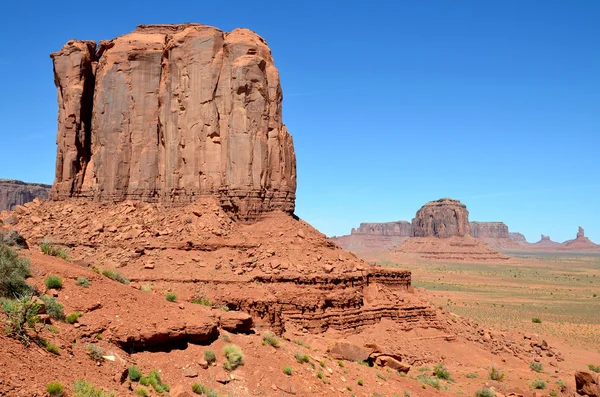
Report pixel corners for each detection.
[50,24,296,219]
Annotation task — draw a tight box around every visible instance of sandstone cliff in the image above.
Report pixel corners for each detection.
[50,24,296,219]
[469,222,508,238]
[0,179,51,211]
[412,198,470,238]
[352,221,413,236]
[509,232,527,244]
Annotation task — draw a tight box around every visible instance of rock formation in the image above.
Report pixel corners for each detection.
[332,221,412,252]
[469,222,508,238]
[412,198,470,238]
[562,226,600,251]
[50,24,296,219]
[577,226,585,239]
[509,232,527,244]
[351,222,413,237]
[0,179,51,211]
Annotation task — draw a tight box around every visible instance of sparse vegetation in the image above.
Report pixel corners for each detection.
[357,378,364,386]
[140,285,152,292]
[221,332,231,342]
[337,360,345,367]
[87,344,104,361]
[0,244,32,297]
[101,269,129,284]
[489,366,505,381]
[191,297,211,306]
[165,292,177,302]
[466,372,479,378]
[529,362,544,373]
[45,276,63,290]
[46,381,65,397]
[291,339,311,349]
[263,331,280,348]
[73,379,115,397]
[45,341,60,355]
[76,277,90,288]
[475,388,496,397]
[204,350,216,364]
[417,375,441,390]
[295,352,310,363]
[128,366,143,382]
[531,378,546,389]
[135,388,149,397]
[140,370,170,393]
[223,345,244,371]
[588,364,600,373]
[434,363,452,381]
[192,383,218,397]
[376,372,387,381]
[66,311,82,324]
[320,361,326,368]
[39,295,65,321]
[532,317,542,324]
[283,366,293,375]
[1,294,44,345]
[40,240,68,260]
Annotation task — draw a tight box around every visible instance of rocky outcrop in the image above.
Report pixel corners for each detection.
[0,180,51,211]
[509,232,527,244]
[577,226,585,238]
[469,222,508,238]
[575,371,600,397]
[50,24,296,220]
[351,222,413,237]
[562,226,600,251]
[412,198,470,238]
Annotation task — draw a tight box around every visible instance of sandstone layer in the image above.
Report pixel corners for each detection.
[0,179,51,211]
[50,24,296,219]
[412,198,470,238]
[469,222,508,238]
[509,232,527,244]
[351,221,413,237]
[332,221,412,252]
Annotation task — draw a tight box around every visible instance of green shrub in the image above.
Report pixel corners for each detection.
[532,318,542,324]
[490,366,505,381]
[376,372,387,381]
[434,363,451,381]
[292,339,311,349]
[46,381,65,397]
[0,244,32,297]
[475,388,495,397]
[357,378,364,386]
[283,366,293,375]
[66,312,82,324]
[263,331,280,348]
[76,278,90,288]
[223,345,244,371]
[135,388,149,397]
[141,370,170,393]
[39,295,65,321]
[320,361,326,368]
[417,375,440,390]
[101,270,129,284]
[140,285,151,292]
[295,352,310,363]
[87,344,104,361]
[191,383,217,397]
[466,373,479,379]
[337,360,344,367]
[73,379,115,397]
[1,294,42,345]
[45,342,60,355]
[40,240,68,260]
[204,350,216,364]
[45,276,63,290]
[166,292,177,302]
[128,366,143,382]
[0,229,26,247]
[588,364,600,373]
[418,365,431,372]
[529,362,543,373]
[191,297,211,306]
[531,379,546,389]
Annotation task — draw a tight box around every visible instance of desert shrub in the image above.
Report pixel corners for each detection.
[588,364,600,373]
[531,378,546,389]
[45,341,60,355]
[418,365,431,372]
[434,363,452,380]
[140,370,170,393]
[191,297,211,306]
[263,331,280,348]
[140,285,152,292]
[320,361,326,368]
[1,294,42,345]
[204,350,216,364]
[466,372,479,379]
[532,317,542,324]
[404,391,411,397]
[283,366,293,375]
[221,332,231,342]
[39,295,65,321]
[292,339,311,349]
[417,375,440,390]
[101,269,129,284]
[357,378,364,386]
[76,278,90,288]
[475,388,495,397]
[376,372,387,381]
[87,344,104,361]
[46,381,65,397]
[295,352,310,363]
[66,312,82,324]
[128,366,143,382]
[347,386,353,391]
[0,244,32,297]
[72,379,115,397]
[529,362,543,373]
[165,292,177,302]
[490,366,505,381]
[0,229,27,247]
[135,388,149,397]
[337,360,345,367]
[45,276,63,290]
[223,345,244,371]
[192,382,205,394]
[40,240,68,260]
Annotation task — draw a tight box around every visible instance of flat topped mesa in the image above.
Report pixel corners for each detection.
[50,24,296,220]
[412,198,470,238]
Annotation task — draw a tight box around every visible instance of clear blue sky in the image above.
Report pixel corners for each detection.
[1,0,598,243]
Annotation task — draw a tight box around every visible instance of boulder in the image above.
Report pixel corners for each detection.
[575,371,600,397]
[412,198,470,238]
[373,355,411,373]
[218,311,253,333]
[329,342,373,362]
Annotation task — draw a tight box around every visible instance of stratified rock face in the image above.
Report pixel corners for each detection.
[509,232,527,243]
[469,222,509,238]
[412,198,470,238]
[540,235,552,242]
[351,221,413,237]
[0,180,51,211]
[50,24,296,219]
[577,226,585,239]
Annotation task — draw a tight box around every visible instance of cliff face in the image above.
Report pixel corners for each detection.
[412,198,470,238]
[509,232,527,243]
[351,221,413,237]
[0,179,51,211]
[469,222,509,238]
[50,24,296,219]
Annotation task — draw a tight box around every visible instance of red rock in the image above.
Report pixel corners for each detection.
[373,355,411,373]
[575,371,600,397]
[50,24,296,220]
[329,342,373,362]
[412,198,470,238]
[218,311,253,333]
[470,222,508,238]
[0,179,50,212]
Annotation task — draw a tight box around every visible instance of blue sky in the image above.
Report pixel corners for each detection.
[0,0,598,243]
